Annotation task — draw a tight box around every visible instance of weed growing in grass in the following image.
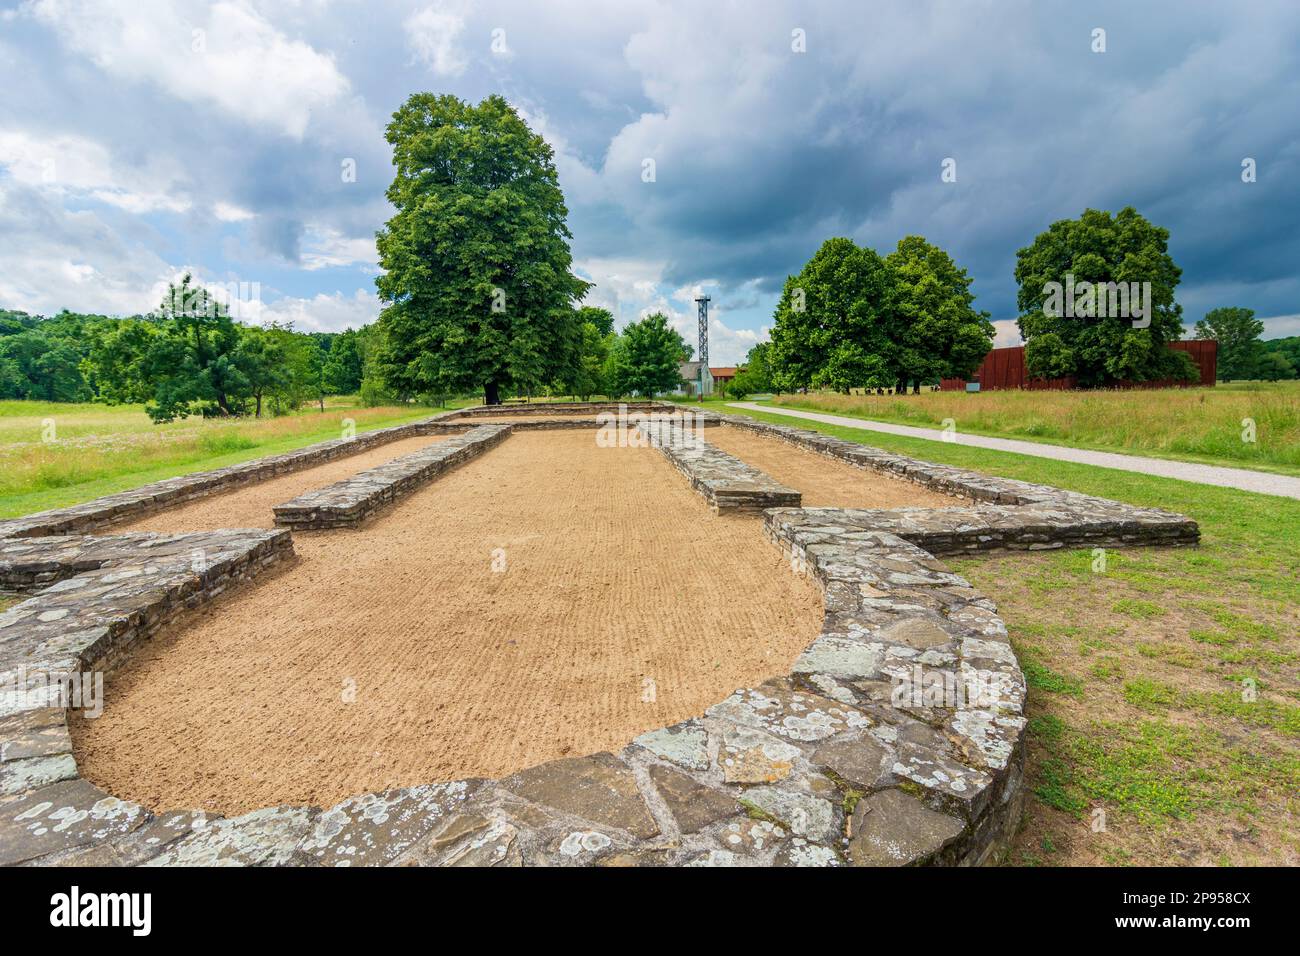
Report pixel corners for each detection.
[1020,654,1085,697]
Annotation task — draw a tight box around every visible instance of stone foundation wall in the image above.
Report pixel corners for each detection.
[645,426,801,513]
[0,529,293,702]
[272,424,511,529]
[704,412,1198,549]
[441,402,666,420]
[0,403,1200,867]
[0,411,469,540]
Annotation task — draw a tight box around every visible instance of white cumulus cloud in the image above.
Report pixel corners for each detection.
[405,3,468,77]
[27,0,351,138]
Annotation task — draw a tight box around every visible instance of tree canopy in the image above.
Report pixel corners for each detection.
[885,236,994,391]
[769,237,892,392]
[374,93,589,405]
[610,312,684,398]
[768,235,992,394]
[724,342,773,399]
[1260,336,1299,380]
[1015,207,1193,385]
[2,288,366,420]
[1193,307,1265,381]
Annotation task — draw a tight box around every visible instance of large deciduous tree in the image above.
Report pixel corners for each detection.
[768,237,893,392]
[141,274,250,422]
[1015,207,1192,385]
[374,93,589,405]
[885,236,994,392]
[611,312,684,398]
[1193,307,1264,381]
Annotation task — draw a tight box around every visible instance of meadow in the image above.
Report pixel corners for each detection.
[727,404,1299,866]
[762,381,1300,475]
[0,397,475,518]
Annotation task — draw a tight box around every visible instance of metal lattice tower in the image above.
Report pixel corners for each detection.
[695,295,710,368]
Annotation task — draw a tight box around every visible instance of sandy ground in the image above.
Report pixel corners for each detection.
[706,425,961,509]
[75,430,823,814]
[115,434,448,533]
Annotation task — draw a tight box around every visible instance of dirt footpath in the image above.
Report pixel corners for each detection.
[706,425,961,509]
[116,434,448,532]
[75,430,823,814]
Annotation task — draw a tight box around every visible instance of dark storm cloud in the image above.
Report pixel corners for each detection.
[3,0,1298,348]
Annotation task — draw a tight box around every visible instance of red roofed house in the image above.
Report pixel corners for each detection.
[710,367,738,389]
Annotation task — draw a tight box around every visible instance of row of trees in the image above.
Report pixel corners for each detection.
[0,277,369,421]
[1194,308,1297,381]
[767,236,995,393]
[10,93,1290,420]
[762,206,1297,393]
[1261,336,1300,380]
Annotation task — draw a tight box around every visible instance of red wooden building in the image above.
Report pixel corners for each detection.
[939,340,1217,391]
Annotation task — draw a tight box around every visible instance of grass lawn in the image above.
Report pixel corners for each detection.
[724,404,1299,866]
[0,397,477,517]
[745,381,1300,476]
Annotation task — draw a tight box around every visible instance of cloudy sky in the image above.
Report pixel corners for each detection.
[2,0,1298,363]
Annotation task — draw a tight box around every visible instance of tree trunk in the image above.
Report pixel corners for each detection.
[255,393,262,418]
[484,381,501,405]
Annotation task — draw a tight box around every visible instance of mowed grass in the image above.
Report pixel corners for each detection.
[725,404,1299,866]
[763,381,1300,475]
[0,397,475,518]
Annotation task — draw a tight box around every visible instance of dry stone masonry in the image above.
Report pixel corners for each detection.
[0,403,1198,866]
[643,421,801,513]
[0,409,480,540]
[273,424,511,529]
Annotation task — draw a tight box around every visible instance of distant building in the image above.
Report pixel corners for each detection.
[709,367,737,390]
[939,341,1217,391]
[676,361,714,396]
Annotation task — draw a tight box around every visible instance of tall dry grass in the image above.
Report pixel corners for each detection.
[0,401,440,507]
[768,382,1300,470]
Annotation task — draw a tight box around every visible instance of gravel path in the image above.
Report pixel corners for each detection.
[727,403,1300,500]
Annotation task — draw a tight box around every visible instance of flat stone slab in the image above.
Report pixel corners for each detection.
[847,788,966,865]
[273,424,511,528]
[0,778,148,865]
[503,753,659,840]
[300,781,479,867]
[642,421,801,513]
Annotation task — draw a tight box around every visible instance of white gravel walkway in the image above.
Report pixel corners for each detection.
[726,402,1300,500]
